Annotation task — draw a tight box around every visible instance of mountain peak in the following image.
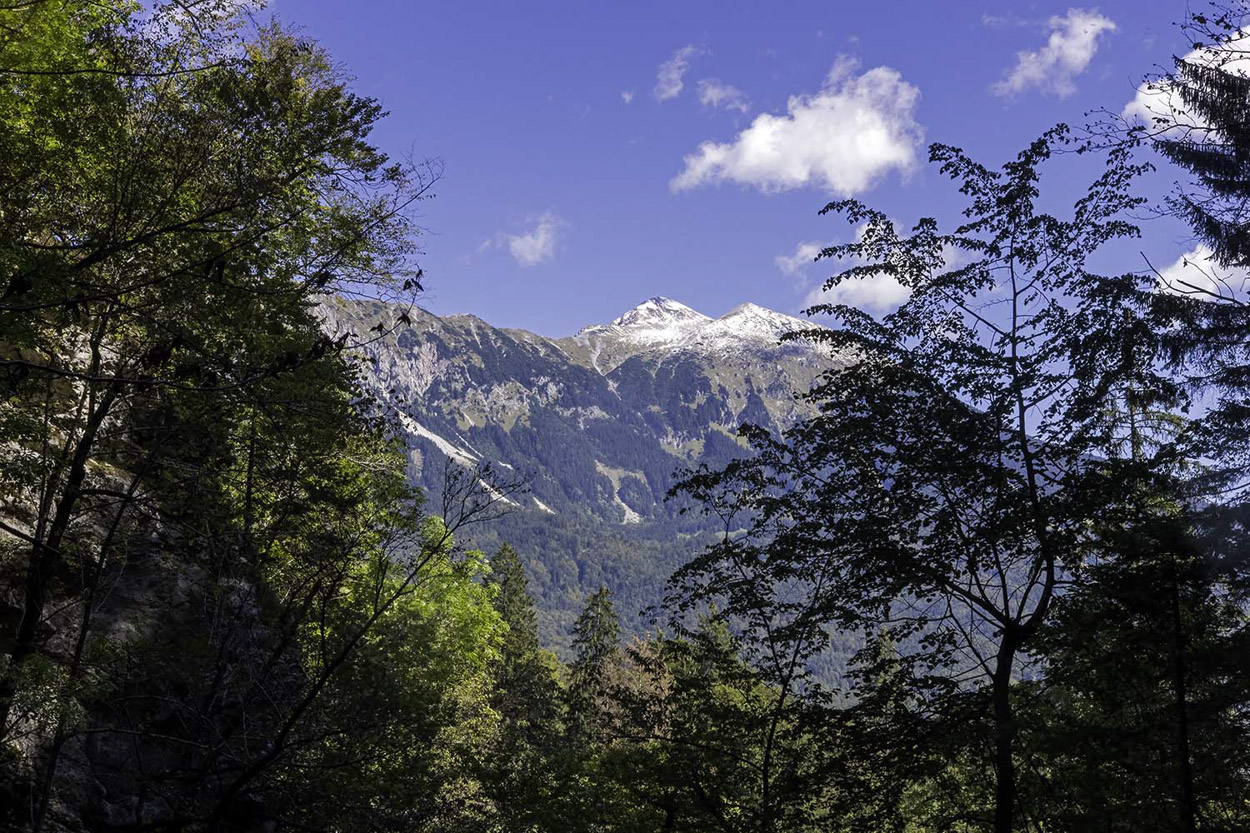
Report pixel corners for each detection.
[611,296,708,328]
[714,302,814,338]
[566,297,826,374]
[575,297,710,349]
[721,301,770,318]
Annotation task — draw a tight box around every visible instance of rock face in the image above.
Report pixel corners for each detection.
[322,296,841,526]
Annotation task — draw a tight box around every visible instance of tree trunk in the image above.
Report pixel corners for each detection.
[992,642,1018,833]
[0,383,120,732]
[1168,564,1198,833]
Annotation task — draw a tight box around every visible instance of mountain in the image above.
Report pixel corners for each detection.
[320,296,846,651]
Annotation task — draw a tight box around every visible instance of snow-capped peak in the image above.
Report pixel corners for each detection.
[611,296,708,328]
[569,297,824,373]
[577,297,710,347]
[712,303,814,340]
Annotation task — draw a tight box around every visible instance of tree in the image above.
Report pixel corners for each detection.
[482,543,561,831]
[263,528,508,833]
[1023,510,1250,832]
[1062,7,1250,827]
[491,544,548,690]
[675,128,1174,833]
[1128,1,1250,267]
[548,586,627,832]
[0,5,547,830]
[0,0,434,735]
[567,586,621,740]
[611,617,848,833]
[1120,2,1250,500]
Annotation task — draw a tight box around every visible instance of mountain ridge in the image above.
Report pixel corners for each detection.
[319,294,845,649]
[558,296,825,375]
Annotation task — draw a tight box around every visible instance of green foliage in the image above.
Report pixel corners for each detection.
[479,544,563,832]
[1127,3,1250,502]
[492,543,542,662]
[1019,512,1250,832]
[0,3,460,830]
[275,536,506,832]
[567,586,621,737]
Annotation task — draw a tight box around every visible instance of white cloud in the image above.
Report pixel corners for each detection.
[778,234,911,316]
[671,58,922,196]
[805,271,911,315]
[993,9,1116,98]
[654,45,702,101]
[506,212,566,267]
[1124,27,1250,129]
[621,90,635,104]
[1154,244,1249,300]
[775,241,824,276]
[781,225,972,316]
[697,78,750,113]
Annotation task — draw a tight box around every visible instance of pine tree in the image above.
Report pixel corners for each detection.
[567,586,621,740]
[487,543,560,737]
[1024,509,1250,832]
[484,544,560,829]
[490,544,550,717]
[1133,3,1250,498]
[1144,3,1250,267]
[1110,12,1250,825]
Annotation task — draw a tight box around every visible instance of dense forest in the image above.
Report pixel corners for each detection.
[1,1,1248,832]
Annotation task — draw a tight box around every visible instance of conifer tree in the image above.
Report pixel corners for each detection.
[566,585,621,749]
[550,587,624,832]
[1021,487,1250,832]
[483,544,560,829]
[490,544,554,723]
[1129,3,1250,495]
[1138,2,1250,267]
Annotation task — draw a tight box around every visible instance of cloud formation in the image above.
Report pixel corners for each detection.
[506,212,566,267]
[993,9,1115,98]
[697,78,750,113]
[671,58,922,195]
[805,270,911,315]
[654,45,701,101]
[621,90,635,104]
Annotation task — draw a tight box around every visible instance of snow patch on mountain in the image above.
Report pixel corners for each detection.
[399,413,479,468]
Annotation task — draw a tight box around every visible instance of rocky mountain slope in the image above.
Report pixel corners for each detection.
[320,295,845,648]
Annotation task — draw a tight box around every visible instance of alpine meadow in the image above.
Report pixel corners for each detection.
[1,2,1248,832]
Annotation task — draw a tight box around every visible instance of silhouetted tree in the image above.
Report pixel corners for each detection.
[675,127,1178,833]
[1025,510,1250,832]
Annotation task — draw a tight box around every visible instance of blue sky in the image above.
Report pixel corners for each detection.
[283,1,1200,335]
